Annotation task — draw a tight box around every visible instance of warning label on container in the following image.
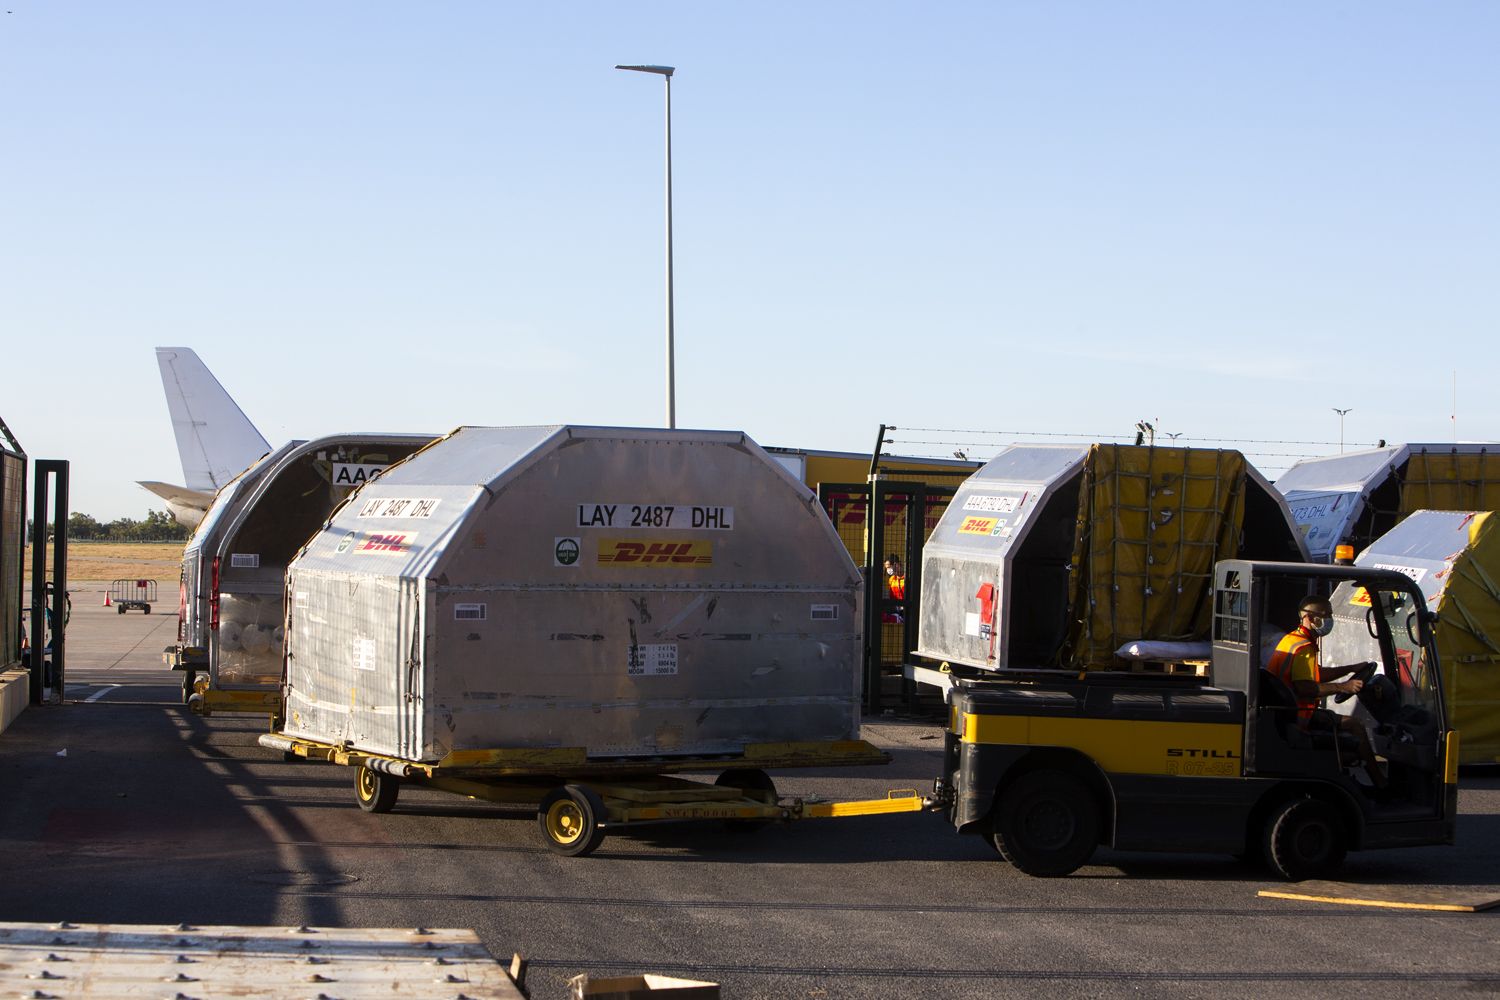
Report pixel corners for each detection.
[963,494,1021,513]
[230,553,260,568]
[810,604,838,621]
[598,540,712,566]
[628,643,678,676]
[352,637,376,672]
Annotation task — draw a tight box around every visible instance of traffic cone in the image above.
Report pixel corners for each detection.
[103,591,111,607]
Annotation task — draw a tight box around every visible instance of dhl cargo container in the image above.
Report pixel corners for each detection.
[917,444,1308,672]
[279,425,876,762]
[1323,509,1500,763]
[165,433,435,711]
[1276,443,1500,561]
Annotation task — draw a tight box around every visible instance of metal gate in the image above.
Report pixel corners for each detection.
[820,477,959,712]
[0,420,23,675]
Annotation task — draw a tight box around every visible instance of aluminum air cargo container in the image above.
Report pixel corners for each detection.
[1323,509,1500,763]
[918,444,1308,672]
[280,425,864,763]
[173,434,434,698]
[1276,443,1500,561]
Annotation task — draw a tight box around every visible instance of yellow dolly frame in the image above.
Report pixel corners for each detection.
[258,734,927,856]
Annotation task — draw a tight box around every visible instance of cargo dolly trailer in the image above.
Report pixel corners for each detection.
[109,578,157,614]
[266,426,908,852]
[258,733,924,855]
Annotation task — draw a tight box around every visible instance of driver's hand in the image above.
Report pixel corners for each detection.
[1342,679,1364,695]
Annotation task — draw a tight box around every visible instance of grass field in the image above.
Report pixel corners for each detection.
[25,541,185,586]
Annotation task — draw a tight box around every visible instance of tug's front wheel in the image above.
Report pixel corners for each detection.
[991,769,1100,877]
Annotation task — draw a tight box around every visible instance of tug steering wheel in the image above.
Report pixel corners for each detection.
[1333,661,1379,704]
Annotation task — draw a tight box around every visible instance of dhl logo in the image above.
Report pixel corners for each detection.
[360,532,413,553]
[1349,587,1372,607]
[824,493,945,534]
[958,517,997,536]
[599,539,712,566]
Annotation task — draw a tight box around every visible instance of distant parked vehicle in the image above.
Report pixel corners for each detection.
[109,579,157,614]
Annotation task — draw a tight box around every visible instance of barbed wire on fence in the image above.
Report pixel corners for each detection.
[879,424,1385,474]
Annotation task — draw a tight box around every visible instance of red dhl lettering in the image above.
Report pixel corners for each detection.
[361,533,410,553]
[958,517,997,535]
[830,497,945,532]
[599,539,712,566]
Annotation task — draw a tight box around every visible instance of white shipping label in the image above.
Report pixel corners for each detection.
[357,497,441,519]
[333,463,389,488]
[352,637,376,672]
[963,494,1021,513]
[1373,563,1427,584]
[964,612,982,637]
[230,553,260,568]
[577,503,734,530]
[628,643,679,676]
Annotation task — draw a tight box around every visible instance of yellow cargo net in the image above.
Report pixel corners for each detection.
[1401,450,1500,514]
[1433,512,1500,762]
[1063,445,1249,669]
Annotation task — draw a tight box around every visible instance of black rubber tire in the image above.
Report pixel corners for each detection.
[116,605,125,615]
[991,769,1100,877]
[715,769,778,833]
[538,785,608,857]
[1263,797,1347,881]
[180,671,195,704]
[354,765,400,814]
[143,605,151,615]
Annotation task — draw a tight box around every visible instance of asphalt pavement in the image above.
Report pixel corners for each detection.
[4,587,1500,998]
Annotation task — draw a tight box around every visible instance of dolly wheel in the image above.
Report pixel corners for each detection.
[715,769,778,833]
[354,765,400,813]
[991,769,1100,877]
[538,785,607,857]
[1263,797,1346,881]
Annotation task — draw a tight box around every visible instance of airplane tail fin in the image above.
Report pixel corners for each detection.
[155,347,272,492]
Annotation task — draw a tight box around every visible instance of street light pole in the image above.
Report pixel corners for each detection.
[1332,407,1352,452]
[616,63,677,429]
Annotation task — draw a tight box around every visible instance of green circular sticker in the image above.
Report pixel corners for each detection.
[555,537,580,566]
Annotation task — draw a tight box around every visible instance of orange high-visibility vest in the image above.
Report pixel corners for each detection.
[1267,627,1319,725]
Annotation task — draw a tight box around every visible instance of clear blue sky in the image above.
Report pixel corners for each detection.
[4,2,1495,520]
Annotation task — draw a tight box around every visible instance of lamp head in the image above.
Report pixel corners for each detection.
[616,64,675,77]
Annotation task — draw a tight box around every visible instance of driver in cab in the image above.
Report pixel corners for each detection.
[1268,596,1387,790]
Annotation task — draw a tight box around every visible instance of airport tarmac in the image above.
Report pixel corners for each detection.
[5,587,1500,998]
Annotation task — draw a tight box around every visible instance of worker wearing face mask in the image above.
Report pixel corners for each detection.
[1268,596,1386,788]
[883,557,906,601]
